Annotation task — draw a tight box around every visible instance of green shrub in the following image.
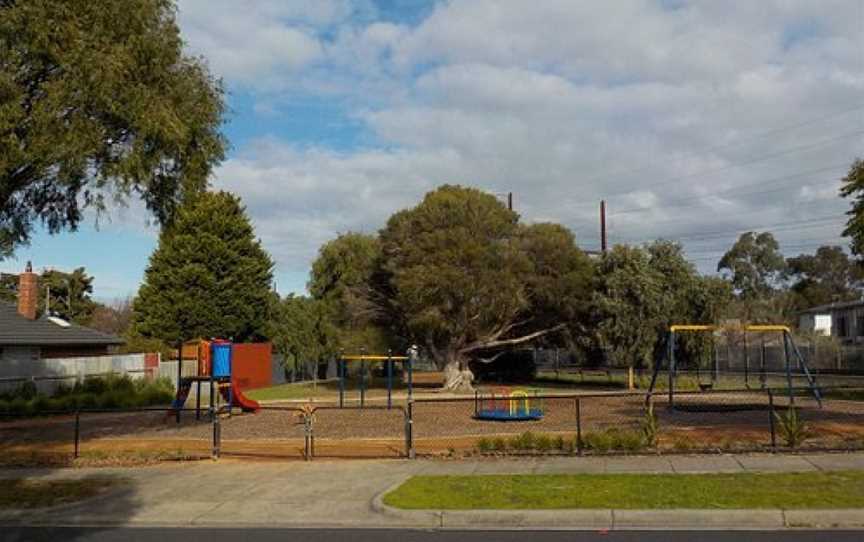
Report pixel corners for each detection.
[582,431,613,453]
[508,431,537,450]
[672,438,696,452]
[775,407,812,448]
[582,428,647,453]
[8,397,32,416]
[96,390,123,409]
[81,377,107,395]
[76,393,98,409]
[56,396,79,412]
[641,403,659,447]
[16,381,38,400]
[553,436,565,450]
[32,395,51,413]
[105,374,135,394]
[477,437,493,453]
[492,437,506,452]
[52,383,74,398]
[535,434,553,452]
[615,430,645,451]
[138,385,173,406]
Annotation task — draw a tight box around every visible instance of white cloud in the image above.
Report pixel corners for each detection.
[175,0,864,287]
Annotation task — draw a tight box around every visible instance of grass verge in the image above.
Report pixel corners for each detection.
[383,471,864,510]
[0,479,121,509]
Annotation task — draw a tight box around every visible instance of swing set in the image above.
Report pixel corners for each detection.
[337,352,411,408]
[648,324,823,409]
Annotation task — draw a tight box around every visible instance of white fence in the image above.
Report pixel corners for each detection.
[0,353,158,396]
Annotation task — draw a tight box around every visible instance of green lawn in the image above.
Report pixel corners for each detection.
[383,472,864,510]
[0,479,121,509]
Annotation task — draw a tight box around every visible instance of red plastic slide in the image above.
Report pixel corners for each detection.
[218,383,260,413]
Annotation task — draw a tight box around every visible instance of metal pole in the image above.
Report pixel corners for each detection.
[176,340,183,424]
[196,380,201,420]
[744,331,750,388]
[760,337,767,389]
[768,389,777,450]
[74,410,80,459]
[407,400,415,459]
[474,389,479,417]
[360,360,366,408]
[575,397,582,456]
[555,348,560,380]
[338,357,344,409]
[787,331,822,406]
[668,332,676,408]
[209,369,214,422]
[212,408,221,459]
[712,340,719,384]
[387,350,393,410]
[600,200,607,253]
[782,332,794,405]
[304,417,312,461]
[407,348,415,403]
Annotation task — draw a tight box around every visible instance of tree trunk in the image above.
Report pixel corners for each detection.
[441,353,475,393]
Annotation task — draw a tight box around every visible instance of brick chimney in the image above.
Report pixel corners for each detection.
[17,261,38,320]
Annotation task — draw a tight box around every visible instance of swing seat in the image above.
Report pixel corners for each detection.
[698,382,713,392]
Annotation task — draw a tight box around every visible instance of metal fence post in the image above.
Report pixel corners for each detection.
[338,358,344,408]
[304,422,310,461]
[73,410,80,459]
[575,397,582,456]
[360,360,366,408]
[304,414,314,461]
[555,349,560,380]
[211,408,221,460]
[387,350,393,410]
[767,389,777,451]
[406,400,415,459]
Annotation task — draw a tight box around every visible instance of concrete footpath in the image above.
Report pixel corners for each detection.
[1,452,864,530]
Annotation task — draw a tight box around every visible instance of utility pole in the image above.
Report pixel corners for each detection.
[600,200,607,253]
[507,192,513,211]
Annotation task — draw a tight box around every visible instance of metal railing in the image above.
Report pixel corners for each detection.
[1,386,862,462]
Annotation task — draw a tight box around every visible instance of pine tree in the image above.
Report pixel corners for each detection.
[132,191,274,343]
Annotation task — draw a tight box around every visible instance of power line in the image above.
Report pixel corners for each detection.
[613,214,845,245]
[609,164,848,216]
[610,198,846,234]
[597,129,864,201]
[566,103,864,192]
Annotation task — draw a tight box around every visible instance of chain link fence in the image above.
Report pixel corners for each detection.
[2,386,863,462]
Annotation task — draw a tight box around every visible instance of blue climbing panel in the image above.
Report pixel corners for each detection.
[212,342,232,378]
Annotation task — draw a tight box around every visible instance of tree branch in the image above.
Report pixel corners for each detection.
[473,350,509,364]
[460,323,566,354]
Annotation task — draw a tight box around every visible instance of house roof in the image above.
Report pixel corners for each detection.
[799,299,864,315]
[0,302,124,347]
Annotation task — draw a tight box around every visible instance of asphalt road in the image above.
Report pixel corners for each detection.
[2,528,862,542]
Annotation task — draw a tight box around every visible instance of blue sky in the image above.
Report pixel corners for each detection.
[3,0,862,302]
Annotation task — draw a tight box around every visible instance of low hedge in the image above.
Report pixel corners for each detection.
[0,375,175,416]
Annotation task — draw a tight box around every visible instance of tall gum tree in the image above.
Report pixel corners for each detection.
[378,185,593,391]
[0,0,226,258]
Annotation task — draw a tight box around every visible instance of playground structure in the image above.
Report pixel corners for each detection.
[337,351,411,408]
[648,324,823,409]
[170,339,264,420]
[474,388,544,421]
